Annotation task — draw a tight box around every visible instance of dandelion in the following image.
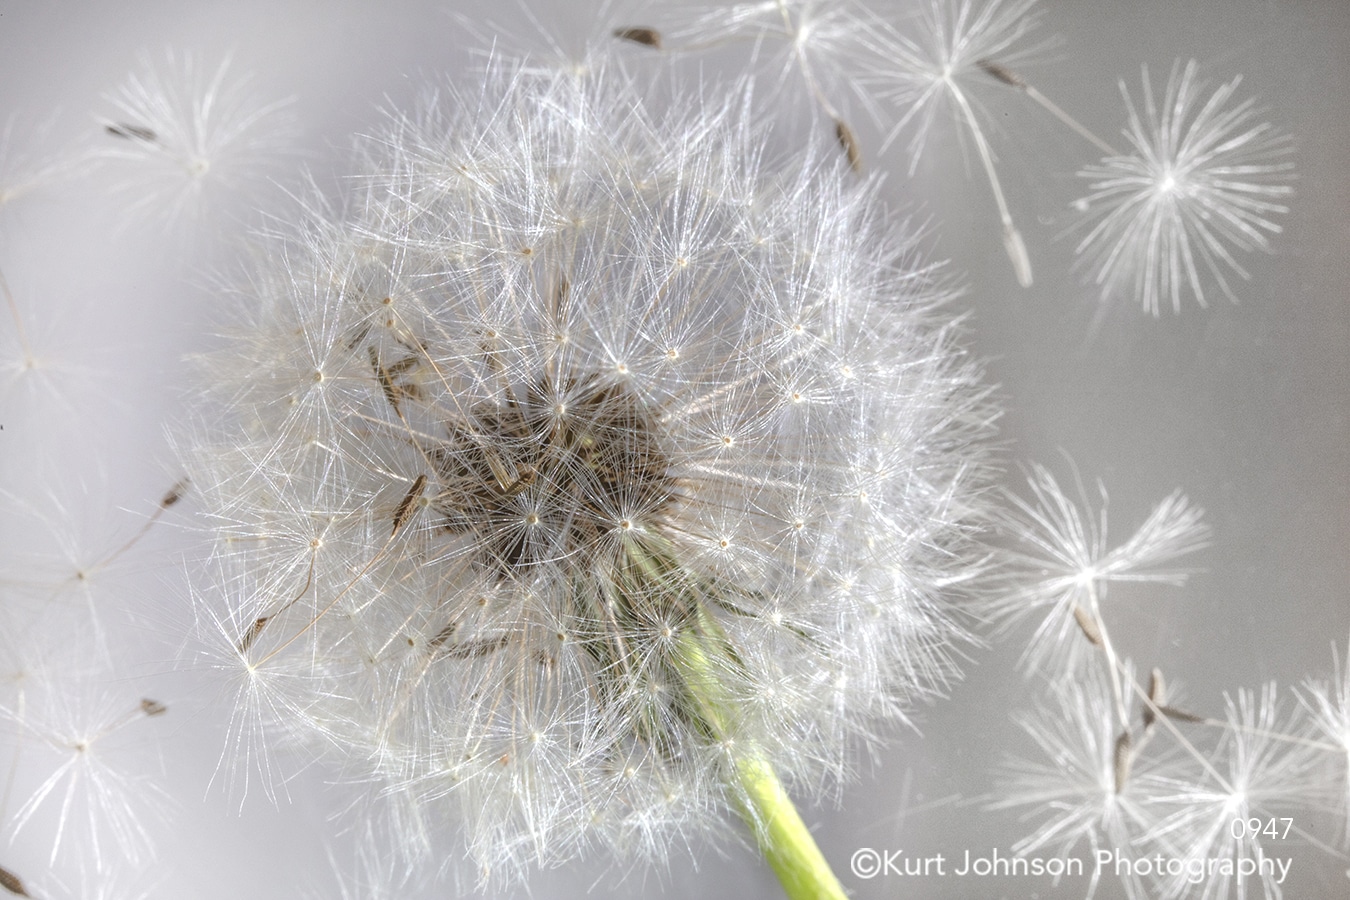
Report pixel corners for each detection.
[1,674,169,874]
[861,0,1043,285]
[97,50,295,226]
[1072,59,1294,315]
[185,58,996,892]
[994,664,1173,900]
[1149,684,1325,900]
[992,463,1210,678]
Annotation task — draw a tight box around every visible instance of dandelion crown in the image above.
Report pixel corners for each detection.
[188,59,995,887]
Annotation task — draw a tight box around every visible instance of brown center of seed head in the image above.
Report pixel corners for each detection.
[428,373,677,577]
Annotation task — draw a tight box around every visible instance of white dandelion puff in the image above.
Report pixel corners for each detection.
[97,50,296,227]
[859,0,1044,285]
[993,664,1174,900]
[1072,59,1294,315]
[184,58,997,888]
[991,463,1210,676]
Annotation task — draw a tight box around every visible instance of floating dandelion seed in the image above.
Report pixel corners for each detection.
[1072,59,1294,315]
[186,59,996,889]
[993,665,1173,900]
[992,464,1210,675]
[1,678,169,873]
[859,0,1044,286]
[1149,684,1325,900]
[97,50,295,226]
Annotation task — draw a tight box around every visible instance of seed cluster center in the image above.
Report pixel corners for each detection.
[427,373,676,575]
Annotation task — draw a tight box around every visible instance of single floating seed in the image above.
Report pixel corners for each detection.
[613,27,662,49]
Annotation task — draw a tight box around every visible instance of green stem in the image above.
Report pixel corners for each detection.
[733,752,849,900]
[673,603,848,900]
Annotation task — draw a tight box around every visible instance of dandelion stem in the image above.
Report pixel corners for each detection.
[946,80,1032,287]
[977,58,1118,156]
[732,753,849,900]
[1021,83,1117,156]
[673,596,847,900]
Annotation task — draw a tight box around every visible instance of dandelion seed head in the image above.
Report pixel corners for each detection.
[185,58,995,883]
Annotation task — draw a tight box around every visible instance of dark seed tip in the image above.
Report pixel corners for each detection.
[614,27,662,50]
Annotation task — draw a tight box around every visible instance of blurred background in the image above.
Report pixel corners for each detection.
[1,1,1346,897]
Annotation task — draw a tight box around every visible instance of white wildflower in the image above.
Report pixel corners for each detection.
[1073,59,1294,315]
[184,58,996,886]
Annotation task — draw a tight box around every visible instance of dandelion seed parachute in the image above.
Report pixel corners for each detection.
[98,50,295,227]
[1072,59,1294,315]
[185,59,996,885]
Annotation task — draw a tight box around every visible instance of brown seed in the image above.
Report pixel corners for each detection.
[344,322,372,351]
[1113,728,1132,794]
[0,865,29,897]
[368,346,402,413]
[977,58,1025,88]
[140,698,168,717]
[1143,667,1166,728]
[384,355,420,378]
[160,478,190,508]
[1071,603,1103,646]
[392,474,427,536]
[428,621,458,650]
[1159,705,1205,724]
[237,616,270,654]
[443,635,511,660]
[833,118,863,173]
[105,122,158,142]
[613,27,662,49]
